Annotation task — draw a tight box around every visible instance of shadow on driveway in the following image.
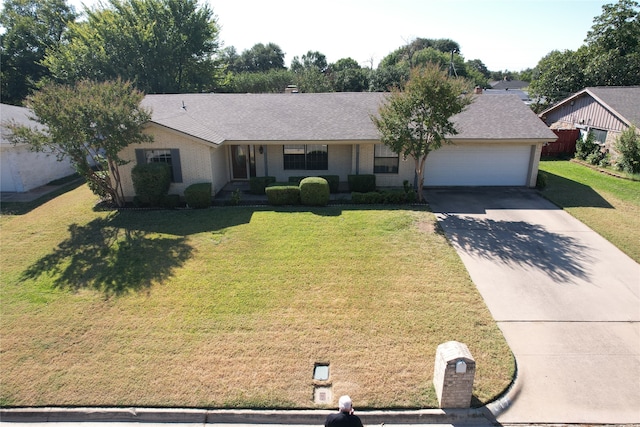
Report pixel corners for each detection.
[437,214,593,283]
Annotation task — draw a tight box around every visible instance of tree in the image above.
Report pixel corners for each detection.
[290,50,331,92]
[371,64,473,201]
[528,48,589,111]
[327,57,369,92]
[236,42,286,72]
[0,0,76,104]
[291,50,328,73]
[44,0,220,93]
[227,69,293,93]
[5,79,152,207]
[529,0,640,109]
[614,126,640,174]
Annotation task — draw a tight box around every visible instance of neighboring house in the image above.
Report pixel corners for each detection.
[490,79,529,90]
[117,92,556,200]
[483,88,532,104]
[0,103,76,193]
[539,86,640,157]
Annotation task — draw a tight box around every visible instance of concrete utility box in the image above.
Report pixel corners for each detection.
[433,341,476,408]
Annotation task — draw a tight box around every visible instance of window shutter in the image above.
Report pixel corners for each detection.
[170,149,182,183]
[135,149,145,165]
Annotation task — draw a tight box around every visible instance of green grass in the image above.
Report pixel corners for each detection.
[0,185,513,409]
[539,159,640,262]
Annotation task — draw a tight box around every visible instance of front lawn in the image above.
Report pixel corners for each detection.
[0,185,513,409]
[539,160,640,263]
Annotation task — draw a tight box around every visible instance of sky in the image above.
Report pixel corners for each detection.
[63,0,611,71]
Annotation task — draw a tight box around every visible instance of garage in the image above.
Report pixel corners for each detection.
[423,143,534,186]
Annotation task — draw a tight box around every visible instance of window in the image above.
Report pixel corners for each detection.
[283,144,328,170]
[590,128,608,145]
[135,148,182,183]
[374,144,399,173]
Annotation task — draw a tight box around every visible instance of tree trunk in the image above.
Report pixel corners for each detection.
[416,155,428,202]
[107,157,125,208]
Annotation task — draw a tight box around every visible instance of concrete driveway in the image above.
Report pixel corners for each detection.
[425,188,640,424]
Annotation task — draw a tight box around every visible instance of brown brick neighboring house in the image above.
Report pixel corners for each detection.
[539,86,640,159]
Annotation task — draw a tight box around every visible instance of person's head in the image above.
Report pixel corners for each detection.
[338,395,352,413]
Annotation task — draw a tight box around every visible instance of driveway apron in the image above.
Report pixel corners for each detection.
[426,188,640,424]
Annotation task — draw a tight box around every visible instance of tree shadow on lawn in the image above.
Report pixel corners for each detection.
[21,207,258,297]
[21,215,193,297]
[438,215,594,283]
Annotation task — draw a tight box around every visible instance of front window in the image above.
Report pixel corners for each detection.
[136,148,182,183]
[283,144,328,170]
[374,144,399,173]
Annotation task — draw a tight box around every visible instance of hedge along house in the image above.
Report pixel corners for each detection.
[116,92,556,200]
[539,86,640,159]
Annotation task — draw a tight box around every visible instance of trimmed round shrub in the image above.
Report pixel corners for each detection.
[299,177,330,206]
[184,182,212,209]
[131,162,171,206]
[265,185,300,205]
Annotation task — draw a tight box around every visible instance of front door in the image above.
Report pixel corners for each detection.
[231,145,256,180]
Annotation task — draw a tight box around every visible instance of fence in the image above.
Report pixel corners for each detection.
[541,129,580,157]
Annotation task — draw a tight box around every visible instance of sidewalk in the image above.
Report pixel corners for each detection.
[0,407,498,425]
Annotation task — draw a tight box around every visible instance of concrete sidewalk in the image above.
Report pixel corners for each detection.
[426,188,640,425]
[0,408,496,426]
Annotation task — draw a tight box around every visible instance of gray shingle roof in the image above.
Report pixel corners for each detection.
[141,92,556,145]
[586,86,640,127]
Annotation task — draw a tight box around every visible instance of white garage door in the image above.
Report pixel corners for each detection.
[424,144,533,186]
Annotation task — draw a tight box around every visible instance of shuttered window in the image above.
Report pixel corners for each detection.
[135,149,182,183]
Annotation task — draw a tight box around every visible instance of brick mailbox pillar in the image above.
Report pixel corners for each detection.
[433,341,476,408]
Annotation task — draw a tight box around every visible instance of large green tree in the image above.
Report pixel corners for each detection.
[328,57,370,92]
[0,0,76,104]
[235,42,286,73]
[371,64,473,201]
[44,0,220,93]
[290,50,332,93]
[530,0,640,110]
[6,80,152,207]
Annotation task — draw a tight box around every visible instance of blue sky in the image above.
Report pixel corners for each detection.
[65,0,611,71]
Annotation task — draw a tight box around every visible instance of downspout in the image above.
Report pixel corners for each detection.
[355,144,360,174]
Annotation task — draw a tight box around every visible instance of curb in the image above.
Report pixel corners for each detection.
[0,407,490,424]
[484,356,521,419]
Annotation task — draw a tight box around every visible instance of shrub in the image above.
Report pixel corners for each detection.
[351,189,417,204]
[265,185,300,205]
[614,126,640,174]
[382,189,408,204]
[586,150,605,166]
[161,194,181,209]
[351,191,383,204]
[348,174,376,192]
[184,182,212,209]
[536,171,548,189]
[131,162,172,206]
[300,177,330,206]
[319,175,340,193]
[575,131,600,161]
[403,180,417,203]
[289,175,339,193]
[249,176,276,195]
